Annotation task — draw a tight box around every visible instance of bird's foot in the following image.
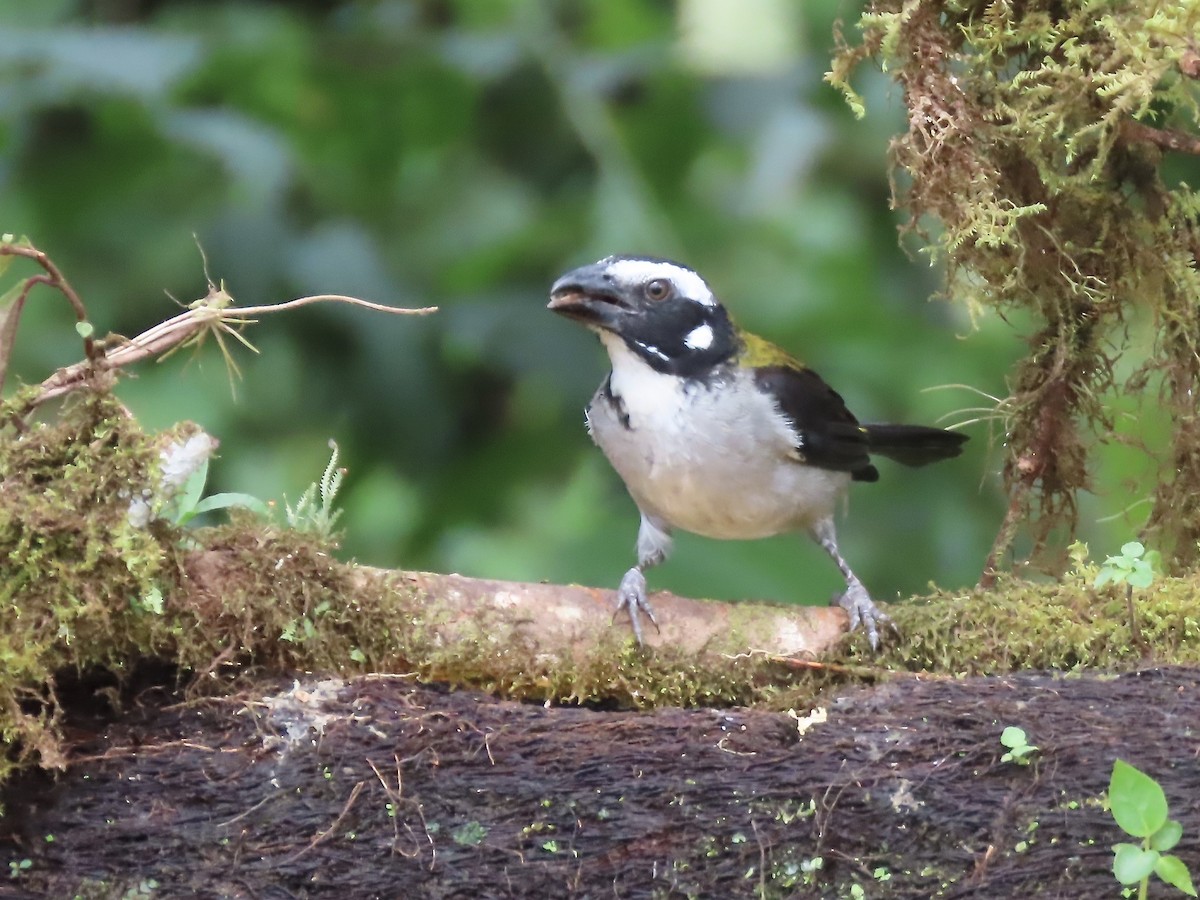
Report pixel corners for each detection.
[615,567,659,646]
[833,581,894,651]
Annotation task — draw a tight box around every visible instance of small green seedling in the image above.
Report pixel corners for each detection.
[164,455,271,527]
[1000,726,1038,766]
[1109,759,1196,898]
[452,820,488,847]
[283,440,345,538]
[1095,542,1159,591]
[1095,542,1160,645]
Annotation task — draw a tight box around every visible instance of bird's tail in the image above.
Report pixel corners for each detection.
[862,424,968,467]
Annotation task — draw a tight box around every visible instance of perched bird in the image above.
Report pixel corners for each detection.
[548,255,967,649]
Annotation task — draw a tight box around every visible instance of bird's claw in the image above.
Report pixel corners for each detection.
[834,581,895,650]
[615,567,659,646]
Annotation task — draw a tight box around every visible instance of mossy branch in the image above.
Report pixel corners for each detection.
[830,0,1200,576]
[1123,120,1200,156]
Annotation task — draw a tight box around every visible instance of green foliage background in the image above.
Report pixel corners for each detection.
[1,0,1057,606]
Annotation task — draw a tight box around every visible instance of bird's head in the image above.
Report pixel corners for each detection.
[548,256,737,376]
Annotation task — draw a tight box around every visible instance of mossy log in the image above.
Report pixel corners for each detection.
[7,393,1200,899]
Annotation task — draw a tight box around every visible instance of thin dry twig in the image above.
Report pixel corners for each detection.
[215,794,277,829]
[369,754,437,863]
[282,779,365,864]
[71,739,227,764]
[1,236,438,420]
[0,240,98,363]
[13,282,437,416]
[721,648,900,680]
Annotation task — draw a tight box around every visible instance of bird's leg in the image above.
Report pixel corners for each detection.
[810,517,893,650]
[616,513,673,646]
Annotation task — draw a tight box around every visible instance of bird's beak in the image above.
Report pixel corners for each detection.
[547,263,632,332]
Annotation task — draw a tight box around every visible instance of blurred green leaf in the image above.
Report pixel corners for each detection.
[0,279,28,392]
[1151,819,1183,853]
[1113,842,1157,885]
[1156,854,1198,897]
[0,27,204,102]
[192,492,272,519]
[1110,760,1168,839]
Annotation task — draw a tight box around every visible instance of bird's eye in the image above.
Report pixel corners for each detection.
[645,279,673,301]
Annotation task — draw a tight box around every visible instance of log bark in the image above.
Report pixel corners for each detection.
[2,667,1197,898]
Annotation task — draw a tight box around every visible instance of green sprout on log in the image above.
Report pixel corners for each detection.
[999,725,1038,766]
[1109,759,1196,899]
[283,440,346,539]
[1095,541,1160,645]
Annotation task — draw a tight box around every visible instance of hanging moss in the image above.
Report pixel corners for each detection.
[829,0,1200,574]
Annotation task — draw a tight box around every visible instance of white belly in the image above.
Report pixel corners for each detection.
[587,340,850,540]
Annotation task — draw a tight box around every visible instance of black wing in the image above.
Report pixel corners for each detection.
[753,364,879,482]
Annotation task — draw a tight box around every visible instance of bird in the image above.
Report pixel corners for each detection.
[547,255,968,649]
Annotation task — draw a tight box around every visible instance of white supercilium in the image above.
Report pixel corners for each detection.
[603,258,716,307]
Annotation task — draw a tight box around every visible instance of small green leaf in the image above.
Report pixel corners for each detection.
[452,821,488,846]
[140,587,164,615]
[167,458,210,525]
[1151,819,1183,852]
[1094,569,1114,589]
[1000,726,1026,749]
[0,277,20,311]
[1113,842,1158,884]
[1127,562,1154,589]
[1120,541,1145,558]
[1110,760,1169,838]
[0,279,29,393]
[75,320,95,338]
[192,492,272,519]
[1156,854,1197,896]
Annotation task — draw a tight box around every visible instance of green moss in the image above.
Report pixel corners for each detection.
[0,392,167,779]
[843,569,1200,676]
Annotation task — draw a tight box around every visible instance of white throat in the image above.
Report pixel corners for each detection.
[599,332,685,419]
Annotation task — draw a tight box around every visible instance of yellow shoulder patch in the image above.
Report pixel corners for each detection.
[737,330,805,370]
